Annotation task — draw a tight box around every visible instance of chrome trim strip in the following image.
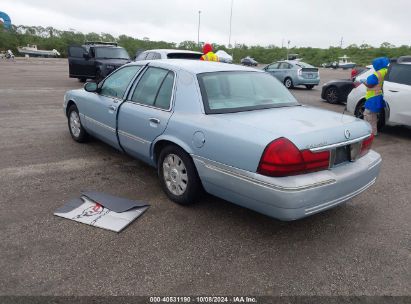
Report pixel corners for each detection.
[118,130,150,145]
[310,134,371,152]
[368,157,382,171]
[304,177,376,215]
[192,156,335,192]
[84,116,115,132]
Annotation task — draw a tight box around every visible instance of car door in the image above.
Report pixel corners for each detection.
[384,63,411,126]
[68,46,87,77]
[118,66,175,163]
[81,65,142,149]
[264,63,280,80]
[277,62,291,82]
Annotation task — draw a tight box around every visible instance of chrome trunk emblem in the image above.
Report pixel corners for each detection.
[344,129,351,139]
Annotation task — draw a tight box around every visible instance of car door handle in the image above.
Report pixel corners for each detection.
[108,105,117,111]
[388,90,399,93]
[149,118,160,124]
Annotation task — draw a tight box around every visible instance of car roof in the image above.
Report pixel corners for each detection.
[142,49,203,55]
[128,59,262,74]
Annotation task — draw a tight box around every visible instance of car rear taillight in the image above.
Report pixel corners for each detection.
[257,138,330,177]
[359,134,374,157]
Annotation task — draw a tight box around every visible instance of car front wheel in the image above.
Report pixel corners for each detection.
[158,145,202,205]
[306,85,314,90]
[68,105,88,142]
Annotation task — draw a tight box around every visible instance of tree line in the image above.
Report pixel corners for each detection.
[1,24,410,66]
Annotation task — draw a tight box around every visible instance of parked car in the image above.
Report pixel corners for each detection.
[347,56,411,129]
[215,50,233,63]
[68,42,131,83]
[263,60,320,89]
[241,56,258,66]
[64,60,381,221]
[135,49,202,61]
[321,67,371,104]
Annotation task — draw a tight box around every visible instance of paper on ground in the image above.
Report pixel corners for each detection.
[54,195,148,232]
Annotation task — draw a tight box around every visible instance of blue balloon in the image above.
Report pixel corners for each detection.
[0,11,11,29]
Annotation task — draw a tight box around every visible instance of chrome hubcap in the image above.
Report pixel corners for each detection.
[163,154,188,196]
[285,80,291,88]
[69,111,81,138]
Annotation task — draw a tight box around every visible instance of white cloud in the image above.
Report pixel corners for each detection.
[1,0,410,47]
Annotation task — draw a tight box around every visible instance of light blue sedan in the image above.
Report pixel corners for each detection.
[64,60,381,221]
[263,60,320,89]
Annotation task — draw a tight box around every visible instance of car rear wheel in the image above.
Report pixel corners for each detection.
[354,99,386,131]
[158,145,202,205]
[67,105,88,142]
[78,78,87,83]
[325,87,339,104]
[284,78,294,89]
[306,85,314,90]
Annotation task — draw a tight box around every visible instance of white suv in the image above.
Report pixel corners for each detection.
[347,56,411,129]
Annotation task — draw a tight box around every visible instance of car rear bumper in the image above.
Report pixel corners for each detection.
[294,76,320,86]
[193,150,381,221]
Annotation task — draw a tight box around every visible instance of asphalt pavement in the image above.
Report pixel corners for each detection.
[0,58,409,296]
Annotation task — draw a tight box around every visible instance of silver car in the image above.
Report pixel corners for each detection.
[64,60,381,221]
[263,60,320,89]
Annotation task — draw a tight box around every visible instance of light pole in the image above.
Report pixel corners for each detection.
[197,10,201,48]
[228,0,234,47]
[287,40,290,60]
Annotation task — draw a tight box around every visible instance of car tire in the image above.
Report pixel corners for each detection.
[354,99,386,131]
[325,86,339,104]
[78,78,87,83]
[306,85,314,90]
[67,105,88,143]
[158,145,202,205]
[284,77,294,89]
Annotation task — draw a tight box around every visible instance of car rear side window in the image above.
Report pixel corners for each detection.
[167,52,202,60]
[386,64,411,86]
[130,67,174,109]
[100,66,141,99]
[279,63,292,69]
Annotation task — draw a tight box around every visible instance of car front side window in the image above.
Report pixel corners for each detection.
[267,63,279,70]
[99,66,141,99]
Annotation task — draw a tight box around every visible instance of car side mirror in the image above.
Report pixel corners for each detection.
[83,52,90,59]
[84,82,99,93]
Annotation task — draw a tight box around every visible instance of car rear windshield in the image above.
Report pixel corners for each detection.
[167,52,202,60]
[95,47,130,60]
[198,71,299,114]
